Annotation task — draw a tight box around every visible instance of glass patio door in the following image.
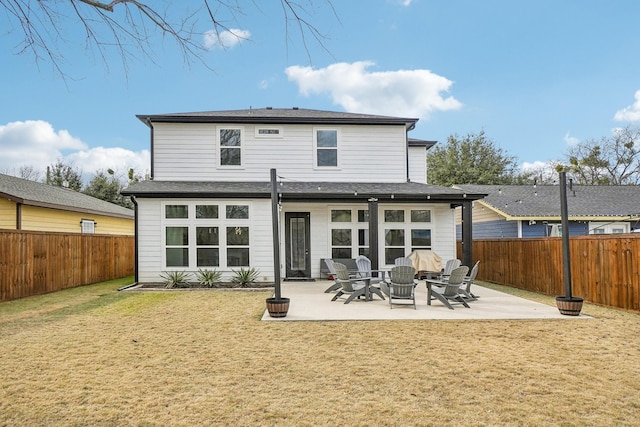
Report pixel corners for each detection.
[285,212,311,278]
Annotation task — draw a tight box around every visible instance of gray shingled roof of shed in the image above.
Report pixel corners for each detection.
[136,107,419,129]
[455,184,640,219]
[123,180,485,203]
[0,173,134,219]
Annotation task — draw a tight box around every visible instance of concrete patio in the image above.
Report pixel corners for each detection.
[262,279,590,321]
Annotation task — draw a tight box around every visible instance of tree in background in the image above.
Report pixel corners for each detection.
[565,125,640,185]
[2,0,335,77]
[427,131,523,186]
[83,167,147,208]
[45,160,83,191]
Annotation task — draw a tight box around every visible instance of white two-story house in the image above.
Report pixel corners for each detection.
[122,107,484,284]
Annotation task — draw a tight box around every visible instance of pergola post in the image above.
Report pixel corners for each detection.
[461,200,473,267]
[368,198,379,271]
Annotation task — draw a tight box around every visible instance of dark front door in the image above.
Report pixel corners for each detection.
[285,212,311,278]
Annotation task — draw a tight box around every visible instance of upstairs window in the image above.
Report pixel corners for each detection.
[315,129,338,167]
[219,128,242,166]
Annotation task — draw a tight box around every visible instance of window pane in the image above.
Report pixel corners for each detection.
[358,247,370,257]
[358,210,369,222]
[166,248,189,267]
[331,209,352,222]
[227,227,249,245]
[221,147,241,165]
[316,130,337,147]
[385,248,406,265]
[196,227,219,245]
[358,229,369,246]
[226,205,249,219]
[411,229,431,247]
[166,227,188,245]
[332,248,352,258]
[317,149,337,167]
[384,210,404,222]
[385,229,404,246]
[197,248,219,267]
[227,248,249,266]
[196,205,218,219]
[165,205,188,219]
[220,129,241,146]
[331,229,352,246]
[411,210,431,222]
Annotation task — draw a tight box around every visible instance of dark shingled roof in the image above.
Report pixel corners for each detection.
[455,184,640,219]
[137,107,419,129]
[0,173,134,219]
[123,180,485,203]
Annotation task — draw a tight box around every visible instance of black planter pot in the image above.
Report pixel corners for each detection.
[555,296,584,316]
[266,297,290,318]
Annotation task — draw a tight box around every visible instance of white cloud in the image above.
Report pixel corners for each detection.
[400,0,413,6]
[67,147,151,179]
[285,61,462,119]
[521,161,548,173]
[203,28,251,50]
[614,89,640,122]
[0,120,149,181]
[564,131,580,146]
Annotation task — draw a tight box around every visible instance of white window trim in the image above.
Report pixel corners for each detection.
[381,206,433,266]
[328,206,368,259]
[216,126,244,168]
[313,127,340,169]
[161,201,252,270]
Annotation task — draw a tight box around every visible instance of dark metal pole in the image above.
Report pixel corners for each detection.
[368,198,379,271]
[270,168,281,300]
[461,200,473,268]
[559,171,572,299]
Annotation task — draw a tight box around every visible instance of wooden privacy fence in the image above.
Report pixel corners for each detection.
[0,230,134,302]
[457,235,640,311]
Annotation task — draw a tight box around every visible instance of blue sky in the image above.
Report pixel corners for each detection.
[1,0,640,180]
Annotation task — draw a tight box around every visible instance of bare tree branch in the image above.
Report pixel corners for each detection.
[1,0,336,78]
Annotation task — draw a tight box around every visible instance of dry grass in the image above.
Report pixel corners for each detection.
[1,277,639,426]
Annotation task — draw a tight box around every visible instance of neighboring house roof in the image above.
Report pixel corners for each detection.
[123,180,486,203]
[0,173,134,219]
[454,184,640,220]
[136,107,419,130]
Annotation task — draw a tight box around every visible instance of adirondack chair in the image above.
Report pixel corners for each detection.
[427,266,470,309]
[439,258,461,281]
[330,263,367,304]
[460,261,480,301]
[388,265,417,309]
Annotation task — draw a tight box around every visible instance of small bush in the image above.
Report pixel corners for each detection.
[195,269,223,288]
[230,267,260,287]
[160,271,192,289]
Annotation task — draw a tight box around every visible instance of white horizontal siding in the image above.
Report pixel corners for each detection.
[136,199,163,283]
[408,146,427,183]
[135,198,458,283]
[152,123,410,182]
